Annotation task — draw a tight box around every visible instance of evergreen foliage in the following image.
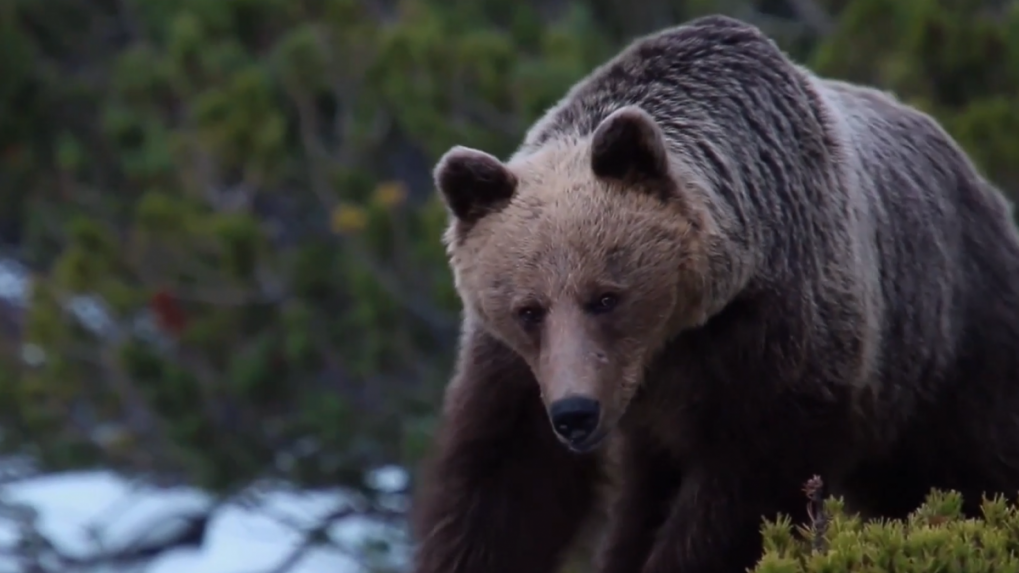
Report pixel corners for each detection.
[756,490,1019,573]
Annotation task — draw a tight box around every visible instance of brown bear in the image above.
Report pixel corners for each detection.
[411,13,1019,573]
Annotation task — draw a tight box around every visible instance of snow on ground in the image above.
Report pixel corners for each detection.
[0,469,409,573]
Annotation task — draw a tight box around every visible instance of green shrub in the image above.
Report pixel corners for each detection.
[755,484,1019,572]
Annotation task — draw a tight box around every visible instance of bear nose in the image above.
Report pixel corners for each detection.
[548,397,601,443]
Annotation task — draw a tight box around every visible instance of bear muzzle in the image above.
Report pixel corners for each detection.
[547,396,607,453]
[536,317,619,453]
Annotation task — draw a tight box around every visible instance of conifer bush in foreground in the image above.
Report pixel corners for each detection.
[753,477,1019,572]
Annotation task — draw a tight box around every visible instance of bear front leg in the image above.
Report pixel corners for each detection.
[640,464,811,573]
[411,327,604,573]
[596,433,683,573]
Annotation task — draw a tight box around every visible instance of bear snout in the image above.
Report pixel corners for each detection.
[547,396,604,452]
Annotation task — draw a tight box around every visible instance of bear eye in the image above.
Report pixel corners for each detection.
[588,293,620,315]
[516,305,546,326]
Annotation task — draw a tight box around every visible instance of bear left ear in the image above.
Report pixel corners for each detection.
[434,146,518,223]
[590,106,670,183]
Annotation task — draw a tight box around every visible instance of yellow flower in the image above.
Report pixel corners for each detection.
[373,180,408,208]
[331,203,368,234]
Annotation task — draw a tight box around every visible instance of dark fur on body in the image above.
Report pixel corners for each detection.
[412,14,1019,573]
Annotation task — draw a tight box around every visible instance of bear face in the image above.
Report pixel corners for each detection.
[434,106,714,453]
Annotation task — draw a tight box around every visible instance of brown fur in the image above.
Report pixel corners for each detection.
[411,14,1019,573]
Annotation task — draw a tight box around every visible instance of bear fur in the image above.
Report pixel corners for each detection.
[411,14,1019,573]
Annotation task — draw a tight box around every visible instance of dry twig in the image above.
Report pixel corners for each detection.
[803,475,828,553]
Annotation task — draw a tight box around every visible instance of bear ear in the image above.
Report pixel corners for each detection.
[434,146,518,223]
[590,106,670,183]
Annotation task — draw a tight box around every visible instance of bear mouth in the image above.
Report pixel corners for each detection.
[563,430,608,454]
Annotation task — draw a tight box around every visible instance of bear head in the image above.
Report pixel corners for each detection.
[433,106,716,453]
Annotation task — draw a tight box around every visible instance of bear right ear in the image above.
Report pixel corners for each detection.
[434,146,518,223]
[590,106,670,183]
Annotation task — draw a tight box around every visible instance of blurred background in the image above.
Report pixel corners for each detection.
[0,0,1017,571]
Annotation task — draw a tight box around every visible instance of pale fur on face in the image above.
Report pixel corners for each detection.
[434,107,715,447]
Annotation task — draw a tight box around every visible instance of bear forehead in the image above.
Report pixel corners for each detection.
[459,190,682,288]
[497,148,673,238]
[447,142,693,291]
[481,178,667,249]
